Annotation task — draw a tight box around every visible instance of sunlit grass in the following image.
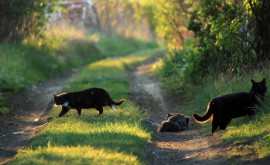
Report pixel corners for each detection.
[45,24,88,41]
[12,146,140,165]
[0,26,99,115]
[11,103,150,165]
[222,113,270,158]
[96,33,159,57]
[0,28,99,93]
[10,48,165,164]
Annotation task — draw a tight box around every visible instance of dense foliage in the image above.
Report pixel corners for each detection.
[0,0,54,42]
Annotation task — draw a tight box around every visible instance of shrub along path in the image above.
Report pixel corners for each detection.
[128,60,234,165]
[0,67,81,164]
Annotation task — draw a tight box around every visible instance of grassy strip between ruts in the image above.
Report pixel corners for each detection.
[9,48,166,165]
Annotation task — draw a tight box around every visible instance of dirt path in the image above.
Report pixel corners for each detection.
[128,61,233,165]
[0,68,80,164]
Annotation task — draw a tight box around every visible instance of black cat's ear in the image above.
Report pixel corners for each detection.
[262,78,266,85]
[53,94,57,98]
[251,79,256,84]
[167,113,171,119]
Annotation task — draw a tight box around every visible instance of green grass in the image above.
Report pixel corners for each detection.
[0,28,101,93]
[0,30,99,114]
[153,57,270,162]
[96,33,159,57]
[9,48,165,165]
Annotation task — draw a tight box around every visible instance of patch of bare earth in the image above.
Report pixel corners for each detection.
[128,61,234,165]
[0,68,80,164]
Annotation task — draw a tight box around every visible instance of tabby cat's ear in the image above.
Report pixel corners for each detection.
[53,94,56,98]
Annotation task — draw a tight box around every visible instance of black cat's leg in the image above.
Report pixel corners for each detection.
[220,124,227,130]
[248,109,255,118]
[220,119,231,130]
[77,109,82,116]
[211,117,218,134]
[95,106,103,117]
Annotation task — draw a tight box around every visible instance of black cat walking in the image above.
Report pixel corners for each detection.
[53,88,125,117]
[193,78,266,133]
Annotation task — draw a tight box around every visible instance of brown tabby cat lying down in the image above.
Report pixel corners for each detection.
[53,88,125,117]
[158,113,189,132]
[193,78,266,133]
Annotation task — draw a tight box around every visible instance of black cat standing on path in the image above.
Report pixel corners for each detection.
[193,78,266,133]
[53,88,125,117]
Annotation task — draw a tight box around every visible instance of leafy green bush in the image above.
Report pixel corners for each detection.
[187,0,256,75]
[153,39,205,92]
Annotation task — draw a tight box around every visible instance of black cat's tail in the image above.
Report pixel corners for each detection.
[192,101,214,123]
[112,99,125,106]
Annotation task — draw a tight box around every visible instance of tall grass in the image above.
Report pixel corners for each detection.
[0,28,99,93]
[9,48,165,165]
